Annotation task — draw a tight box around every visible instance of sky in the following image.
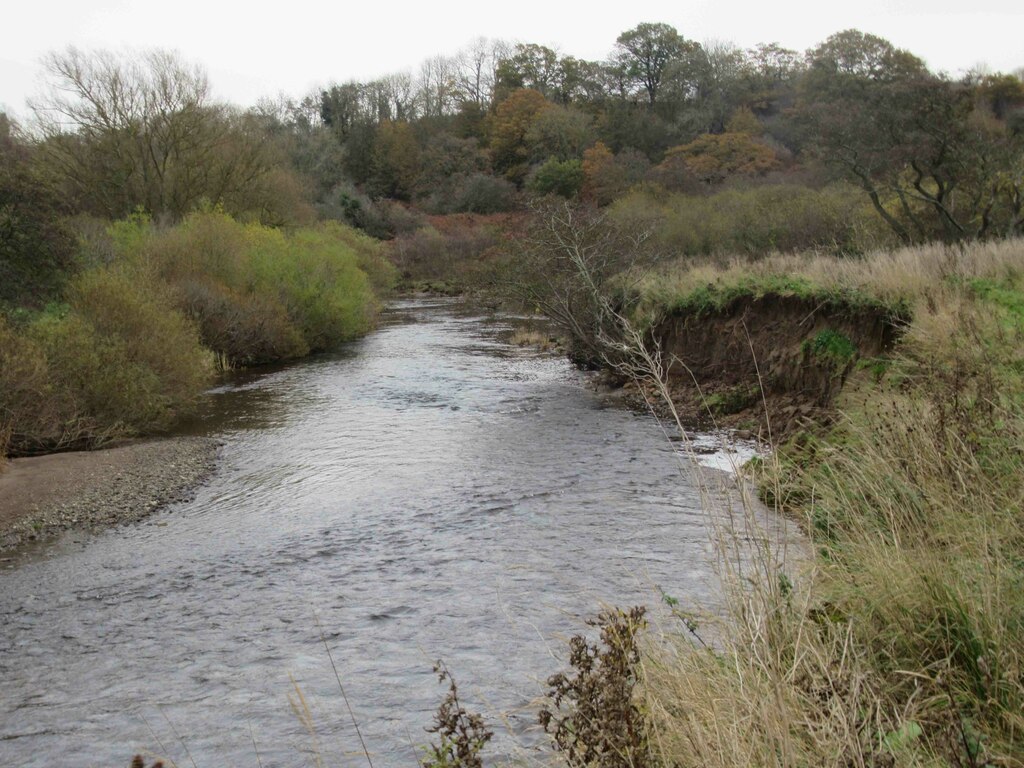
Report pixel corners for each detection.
[2,0,1022,118]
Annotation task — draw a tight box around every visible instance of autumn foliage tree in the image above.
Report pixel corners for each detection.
[663,132,781,185]
[488,88,550,184]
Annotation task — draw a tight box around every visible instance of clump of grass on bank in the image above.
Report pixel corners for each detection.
[623,238,1024,766]
[629,238,1024,324]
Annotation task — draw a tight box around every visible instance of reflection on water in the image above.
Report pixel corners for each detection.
[0,298,792,767]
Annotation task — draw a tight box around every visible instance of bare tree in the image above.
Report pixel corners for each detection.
[31,47,276,220]
[455,37,510,107]
[500,199,657,366]
[418,55,458,117]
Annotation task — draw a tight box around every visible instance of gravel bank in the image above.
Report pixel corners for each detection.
[0,436,221,552]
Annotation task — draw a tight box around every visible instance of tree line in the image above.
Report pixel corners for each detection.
[2,23,1023,302]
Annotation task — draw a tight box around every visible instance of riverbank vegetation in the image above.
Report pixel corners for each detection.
[0,212,395,457]
[633,238,1024,767]
[3,17,1024,767]
[508,200,1024,764]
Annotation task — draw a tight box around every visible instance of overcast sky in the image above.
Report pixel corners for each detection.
[2,0,1022,118]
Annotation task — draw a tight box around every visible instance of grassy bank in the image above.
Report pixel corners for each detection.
[0,212,396,458]
[616,239,1024,766]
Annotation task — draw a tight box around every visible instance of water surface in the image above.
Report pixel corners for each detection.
[0,299,781,767]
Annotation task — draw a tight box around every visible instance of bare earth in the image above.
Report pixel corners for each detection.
[0,436,221,552]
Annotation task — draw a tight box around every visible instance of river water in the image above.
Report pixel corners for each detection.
[0,299,782,768]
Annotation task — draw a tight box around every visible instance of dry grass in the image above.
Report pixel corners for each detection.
[631,237,1024,318]
[510,329,561,353]
[622,237,1024,767]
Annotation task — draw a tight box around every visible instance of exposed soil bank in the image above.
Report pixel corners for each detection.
[604,292,905,440]
[0,436,220,552]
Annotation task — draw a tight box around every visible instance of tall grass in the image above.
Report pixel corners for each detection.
[626,238,1024,767]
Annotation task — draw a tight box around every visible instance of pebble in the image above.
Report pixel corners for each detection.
[0,437,221,552]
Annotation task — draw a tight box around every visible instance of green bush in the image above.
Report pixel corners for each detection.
[249,224,376,351]
[53,265,213,432]
[2,266,212,454]
[528,158,585,199]
[3,210,390,455]
[0,315,76,454]
[320,221,399,296]
[110,211,388,366]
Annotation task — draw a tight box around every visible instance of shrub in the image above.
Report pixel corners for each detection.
[421,661,493,768]
[253,225,376,350]
[55,265,213,432]
[389,214,509,287]
[320,183,397,239]
[3,209,390,454]
[610,182,893,257]
[528,158,585,198]
[0,315,78,455]
[177,278,307,366]
[582,143,653,205]
[317,220,398,296]
[2,266,212,454]
[111,211,386,366]
[540,607,651,768]
[449,173,517,214]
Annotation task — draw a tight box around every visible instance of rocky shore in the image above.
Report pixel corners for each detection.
[0,436,221,552]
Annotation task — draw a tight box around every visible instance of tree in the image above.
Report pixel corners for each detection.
[488,89,550,184]
[664,131,780,185]
[0,114,76,307]
[32,48,281,221]
[799,32,1024,242]
[614,23,697,106]
[321,82,365,139]
[977,73,1024,120]
[743,43,803,117]
[681,40,749,134]
[557,57,613,106]
[524,104,594,162]
[499,200,655,366]
[418,55,459,118]
[495,44,562,101]
[805,29,926,84]
[367,120,420,200]
[455,37,509,108]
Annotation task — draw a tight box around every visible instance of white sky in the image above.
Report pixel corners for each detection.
[2,0,1022,118]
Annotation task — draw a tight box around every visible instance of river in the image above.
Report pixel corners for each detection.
[0,298,780,767]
